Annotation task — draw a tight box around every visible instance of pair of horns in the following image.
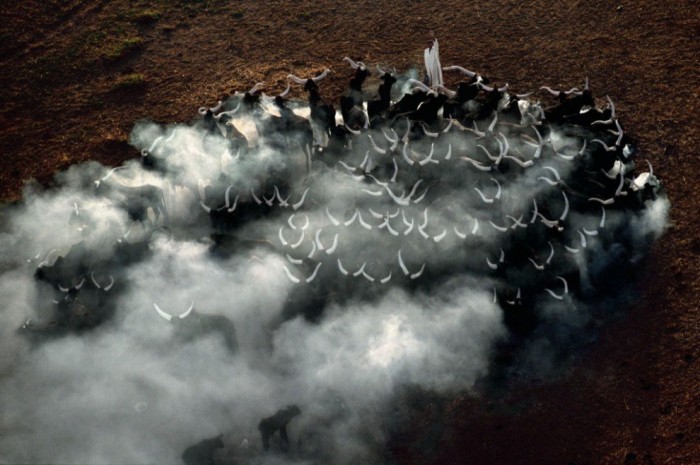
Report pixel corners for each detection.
[287,68,331,85]
[198,100,224,115]
[343,57,367,70]
[407,79,437,96]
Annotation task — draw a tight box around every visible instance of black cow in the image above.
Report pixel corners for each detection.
[368,69,397,127]
[387,88,428,120]
[236,85,314,172]
[440,81,477,121]
[258,405,301,452]
[94,174,169,225]
[476,82,509,120]
[271,91,315,162]
[288,70,336,144]
[340,57,371,129]
[541,81,596,123]
[343,57,371,106]
[181,434,224,465]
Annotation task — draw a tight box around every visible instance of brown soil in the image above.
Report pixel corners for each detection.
[1,1,698,463]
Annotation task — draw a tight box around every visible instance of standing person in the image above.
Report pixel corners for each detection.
[424,31,443,89]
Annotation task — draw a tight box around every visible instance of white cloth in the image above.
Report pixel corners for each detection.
[424,39,443,89]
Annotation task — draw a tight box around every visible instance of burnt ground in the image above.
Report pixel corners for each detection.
[0,0,698,463]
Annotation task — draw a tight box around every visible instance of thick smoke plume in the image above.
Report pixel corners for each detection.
[0,60,668,464]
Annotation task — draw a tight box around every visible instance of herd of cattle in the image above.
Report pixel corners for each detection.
[10,54,669,460]
[22,56,663,356]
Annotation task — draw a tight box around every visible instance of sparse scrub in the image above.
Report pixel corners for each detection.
[112,73,147,90]
[32,54,74,84]
[160,23,178,35]
[132,8,162,24]
[103,37,144,61]
[297,11,313,21]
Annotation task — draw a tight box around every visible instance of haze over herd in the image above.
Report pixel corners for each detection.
[0,40,669,463]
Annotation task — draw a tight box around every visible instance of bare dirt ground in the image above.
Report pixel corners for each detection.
[1,1,698,463]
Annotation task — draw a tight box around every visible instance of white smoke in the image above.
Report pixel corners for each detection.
[0,74,668,464]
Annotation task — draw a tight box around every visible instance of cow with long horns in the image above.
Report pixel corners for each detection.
[288,69,336,147]
[152,302,239,353]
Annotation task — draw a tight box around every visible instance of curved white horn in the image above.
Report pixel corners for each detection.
[283,266,301,283]
[178,301,194,319]
[101,166,125,182]
[368,135,386,154]
[326,233,339,254]
[337,259,348,276]
[443,65,476,77]
[560,191,570,221]
[287,74,307,84]
[407,79,436,95]
[470,218,479,235]
[410,264,425,280]
[248,82,264,94]
[292,188,309,211]
[397,249,409,276]
[198,106,208,115]
[278,85,291,97]
[199,201,212,213]
[384,185,410,206]
[210,101,223,112]
[153,303,173,322]
[90,272,101,289]
[436,85,456,98]
[343,57,359,69]
[558,276,569,294]
[344,124,361,135]
[311,69,331,83]
[306,263,322,283]
[214,103,241,120]
[540,86,561,96]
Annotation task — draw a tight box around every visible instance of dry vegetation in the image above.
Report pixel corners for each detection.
[0,0,698,463]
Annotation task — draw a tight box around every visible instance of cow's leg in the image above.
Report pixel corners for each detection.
[280,425,289,449]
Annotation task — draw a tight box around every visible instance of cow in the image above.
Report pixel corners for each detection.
[475,81,510,120]
[258,405,301,452]
[386,83,430,121]
[343,57,371,107]
[181,434,224,465]
[288,69,336,145]
[541,79,596,124]
[205,100,250,155]
[235,84,314,174]
[367,67,397,127]
[340,57,371,129]
[439,80,480,122]
[152,303,239,353]
[23,268,119,339]
[403,80,449,128]
[94,170,169,226]
[270,88,315,165]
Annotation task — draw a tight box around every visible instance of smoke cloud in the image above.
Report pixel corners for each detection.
[0,70,668,464]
